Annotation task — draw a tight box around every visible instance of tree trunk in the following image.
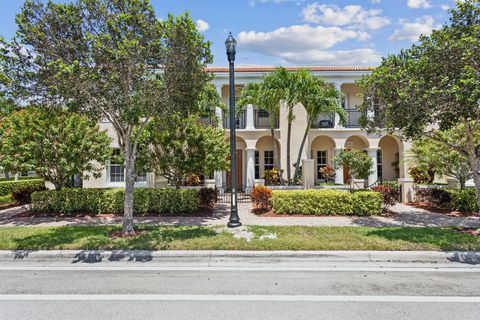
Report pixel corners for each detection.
[4,172,9,180]
[459,178,466,190]
[293,123,310,184]
[123,139,136,234]
[286,119,292,185]
[271,128,279,168]
[464,121,480,211]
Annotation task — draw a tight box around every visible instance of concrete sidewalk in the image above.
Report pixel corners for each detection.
[0,202,479,228]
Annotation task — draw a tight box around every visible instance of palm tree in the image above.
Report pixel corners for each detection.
[237,82,281,168]
[292,75,346,184]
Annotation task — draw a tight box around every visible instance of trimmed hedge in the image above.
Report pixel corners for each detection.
[0,179,45,197]
[415,188,478,212]
[271,189,382,216]
[31,188,199,215]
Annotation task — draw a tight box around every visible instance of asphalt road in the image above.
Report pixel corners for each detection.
[0,251,479,320]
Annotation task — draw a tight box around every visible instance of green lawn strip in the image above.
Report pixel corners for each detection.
[0,225,478,251]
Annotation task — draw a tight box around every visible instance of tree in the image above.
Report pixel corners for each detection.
[358,0,480,209]
[334,149,373,190]
[0,108,111,190]
[238,82,281,168]
[137,114,229,189]
[292,72,345,183]
[411,125,476,189]
[1,1,212,233]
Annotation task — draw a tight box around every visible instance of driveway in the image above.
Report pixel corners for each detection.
[0,203,479,228]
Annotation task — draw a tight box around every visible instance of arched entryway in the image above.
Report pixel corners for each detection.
[310,135,336,182]
[255,135,281,180]
[343,135,370,184]
[378,135,402,182]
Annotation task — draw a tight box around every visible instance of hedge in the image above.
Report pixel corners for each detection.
[415,188,479,212]
[0,179,45,197]
[31,188,199,215]
[271,189,382,216]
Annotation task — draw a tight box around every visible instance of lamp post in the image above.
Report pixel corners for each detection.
[225,32,242,228]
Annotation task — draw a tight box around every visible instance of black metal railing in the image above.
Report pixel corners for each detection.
[223,110,246,129]
[216,185,252,203]
[198,111,217,127]
[345,108,365,128]
[312,113,335,128]
[254,109,279,129]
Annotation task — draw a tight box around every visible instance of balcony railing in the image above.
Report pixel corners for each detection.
[311,113,335,128]
[223,110,246,129]
[345,108,365,128]
[254,109,279,129]
[198,111,217,127]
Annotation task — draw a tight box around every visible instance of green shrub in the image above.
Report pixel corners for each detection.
[271,189,382,216]
[272,189,353,215]
[0,179,45,197]
[0,195,13,204]
[351,191,383,215]
[447,189,478,213]
[31,188,199,215]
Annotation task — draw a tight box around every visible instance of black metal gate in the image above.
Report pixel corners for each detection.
[216,185,252,203]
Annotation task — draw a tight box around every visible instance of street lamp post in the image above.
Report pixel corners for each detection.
[225,32,242,228]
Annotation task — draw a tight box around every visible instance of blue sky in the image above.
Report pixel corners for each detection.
[0,0,460,66]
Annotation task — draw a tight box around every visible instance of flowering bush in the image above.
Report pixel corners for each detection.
[184,174,201,186]
[371,185,398,208]
[319,165,336,182]
[251,186,272,210]
[263,168,283,185]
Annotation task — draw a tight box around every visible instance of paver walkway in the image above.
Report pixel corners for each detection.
[0,203,479,228]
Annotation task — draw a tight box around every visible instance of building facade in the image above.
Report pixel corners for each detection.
[83,66,413,199]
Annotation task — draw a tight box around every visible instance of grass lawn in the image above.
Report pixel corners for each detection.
[0,225,478,251]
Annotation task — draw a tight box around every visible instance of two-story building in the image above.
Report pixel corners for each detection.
[84,66,413,200]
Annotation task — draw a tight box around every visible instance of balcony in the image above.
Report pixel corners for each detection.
[198,111,217,127]
[344,108,365,128]
[311,113,335,128]
[223,110,246,129]
[254,109,279,129]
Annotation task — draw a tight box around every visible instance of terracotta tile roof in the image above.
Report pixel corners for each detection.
[205,66,374,73]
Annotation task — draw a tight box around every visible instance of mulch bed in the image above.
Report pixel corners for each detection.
[0,203,20,211]
[456,227,480,236]
[251,207,393,217]
[110,230,147,239]
[408,202,480,217]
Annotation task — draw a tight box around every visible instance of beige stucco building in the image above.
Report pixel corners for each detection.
[83,66,414,200]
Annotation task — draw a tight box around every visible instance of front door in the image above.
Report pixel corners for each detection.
[226,150,243,190]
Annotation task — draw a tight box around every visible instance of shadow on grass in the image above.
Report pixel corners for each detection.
[366,227,480,252]
[10,225,219,256]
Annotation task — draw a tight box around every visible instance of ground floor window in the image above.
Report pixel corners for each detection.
[317,150,327,180]
[109,149,147,184]
[264,151,274,171]
[377,149,383,182]
[255,151,260,179]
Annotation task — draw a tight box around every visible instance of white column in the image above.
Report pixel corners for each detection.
[245,104,255,130]
[333,82,343,128]
[334,148,344,185]
[302,159,315,190]
[215,84,223,129]
[245,147,256,191]
[368,147,379,186]
[214,171,223,188]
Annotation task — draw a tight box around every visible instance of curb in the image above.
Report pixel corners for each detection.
[0,250,479,265]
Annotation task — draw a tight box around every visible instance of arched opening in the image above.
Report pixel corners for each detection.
[378,135,402,182]
[342,135,370,184]
[310,135,336,182]
[255,136,281,180]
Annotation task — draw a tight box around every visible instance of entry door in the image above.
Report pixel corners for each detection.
[226,150,243,190]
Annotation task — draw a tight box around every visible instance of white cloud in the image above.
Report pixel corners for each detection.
[389,16,438,42]
[279,48,381,65]
[370,0,382,3]
[441,4,450,10]
[406,0,433,9]
[196,19,209,32]
[237,25,380,65]
[302,4,390,30]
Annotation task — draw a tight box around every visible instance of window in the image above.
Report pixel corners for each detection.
[255,151,260,179]
[377,149,383,182]
[264,151,274,172]
[136,172,147,182]
[317,150,327,180]
[109,149,125,183]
